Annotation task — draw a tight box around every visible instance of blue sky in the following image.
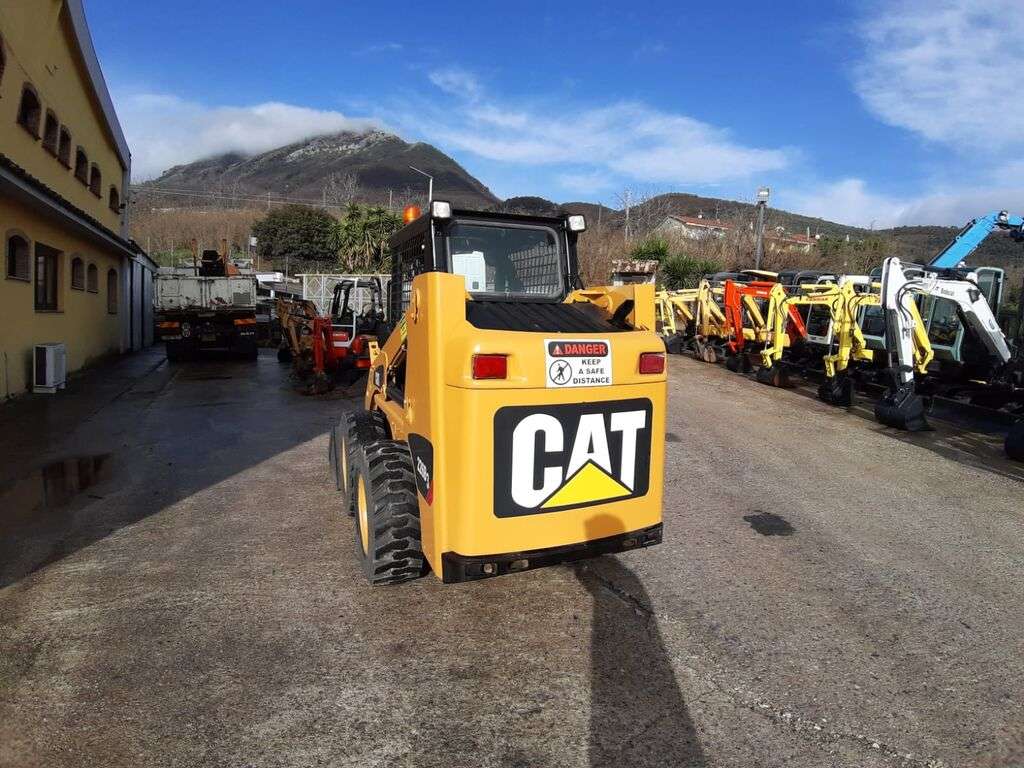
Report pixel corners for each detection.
[87,0,1024,227]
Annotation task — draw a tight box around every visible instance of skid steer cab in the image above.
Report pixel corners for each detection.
[328,202,667,585]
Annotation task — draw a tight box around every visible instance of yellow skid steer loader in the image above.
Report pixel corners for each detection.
[331,203,667,584]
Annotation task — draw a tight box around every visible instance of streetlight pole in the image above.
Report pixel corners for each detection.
[408,165,433,205]
[754,186,770,270]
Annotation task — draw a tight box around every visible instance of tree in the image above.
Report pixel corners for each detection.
[252,204,340,275]
[630,237,670,262]
[625,234,721,289]
[660,254,722,289]
[322,172,361,208]
[337,203,402,273]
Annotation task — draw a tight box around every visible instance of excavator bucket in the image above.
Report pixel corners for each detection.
[874,388,930,432]
[817,374,854,407]
[724,352,751,373]
[755,363,792,388]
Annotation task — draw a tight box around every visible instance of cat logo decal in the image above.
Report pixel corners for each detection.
[493,399,652,517]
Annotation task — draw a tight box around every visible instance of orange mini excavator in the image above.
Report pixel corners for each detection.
[721,279,807,379]
[277,277,386,394]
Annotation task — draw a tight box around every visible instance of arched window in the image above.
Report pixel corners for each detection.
[17,84,41,138]
[43,111,59,155]
[70,256,85,290]
[87,263,98,293]
[109,186,121,213]
[106,268,118,314]
[74,147,88,183]
[89,164,102,196]
[34,244,60,312]
[58,127,72,167]
[6,232,30,281]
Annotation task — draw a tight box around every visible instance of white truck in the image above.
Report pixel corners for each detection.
[154,251,259,361]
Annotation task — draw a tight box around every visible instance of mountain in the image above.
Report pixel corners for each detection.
[134,131,1022,274]
[138,130,500,209]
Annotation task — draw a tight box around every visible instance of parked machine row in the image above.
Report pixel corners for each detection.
[655,211,1024,461]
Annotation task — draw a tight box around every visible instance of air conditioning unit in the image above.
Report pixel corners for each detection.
[33,343,67,394]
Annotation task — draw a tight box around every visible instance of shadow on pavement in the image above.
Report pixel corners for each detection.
[577,515,705,768]
[760,373,1024,483]
[0,351,348,589]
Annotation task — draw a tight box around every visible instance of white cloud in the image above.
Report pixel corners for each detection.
[557,171,616,195]
[394,76,789,187]
[785,177,1024,228]
[635,41,669,58]
[116,93,380,180]
[427,67,483,101]
[854,0,1024,151]
[785,179,907,229]
[894,186,1024,226]
[354,42,403,55]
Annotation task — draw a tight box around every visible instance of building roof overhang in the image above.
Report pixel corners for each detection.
[65,0,131,173]
[0,154,151,267]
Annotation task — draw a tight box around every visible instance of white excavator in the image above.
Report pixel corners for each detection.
[874,256,1024,459]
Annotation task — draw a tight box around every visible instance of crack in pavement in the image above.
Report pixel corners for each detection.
[580,563,949,768]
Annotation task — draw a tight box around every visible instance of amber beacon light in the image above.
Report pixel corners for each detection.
[403,205,422,224]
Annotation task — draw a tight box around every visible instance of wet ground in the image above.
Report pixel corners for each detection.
[1,348,1022,767]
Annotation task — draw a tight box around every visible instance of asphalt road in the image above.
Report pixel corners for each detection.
[1,350,1022,767]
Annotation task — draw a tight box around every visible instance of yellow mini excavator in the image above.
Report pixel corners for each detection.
[759,277,932,405]
[330,203,667,585]
[656,289,698,353]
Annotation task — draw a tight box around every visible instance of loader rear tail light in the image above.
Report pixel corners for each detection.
[403,205,421,224]
[639,352,665,374]
[233,317,257,326]
[472,354,507,379]
[157,321,180,329]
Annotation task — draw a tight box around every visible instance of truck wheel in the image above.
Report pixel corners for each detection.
[349,440,425,585]
[1006,421,1024,462]
[166,343,188,363]
[332,410,389,503]
[277,346,293,364]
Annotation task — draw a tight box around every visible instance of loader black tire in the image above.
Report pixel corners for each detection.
[331,409,389,506]
[277,346,293,364]
[350,440,425,585]
[1006,421,1024,462]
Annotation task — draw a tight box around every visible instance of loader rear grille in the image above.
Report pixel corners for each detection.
[466,300,628,333]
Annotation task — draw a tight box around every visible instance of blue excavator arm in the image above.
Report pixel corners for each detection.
[928,211,1024,270]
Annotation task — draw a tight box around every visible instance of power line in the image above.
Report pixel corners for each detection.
[130,184,354,210]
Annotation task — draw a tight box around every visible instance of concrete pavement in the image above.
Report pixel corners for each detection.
[0,350,1021,767]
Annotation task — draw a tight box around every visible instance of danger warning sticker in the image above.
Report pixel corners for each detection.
[545,338,612,388]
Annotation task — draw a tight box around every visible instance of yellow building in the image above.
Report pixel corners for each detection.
[0,0,154,399]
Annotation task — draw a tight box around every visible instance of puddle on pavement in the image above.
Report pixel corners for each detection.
[743,511,795,536]
[0,454,111,517]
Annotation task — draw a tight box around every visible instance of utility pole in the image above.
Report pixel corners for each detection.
[623,189,632,242]
[753,186,770,270]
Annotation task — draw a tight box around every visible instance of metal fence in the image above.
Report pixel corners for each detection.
[297,273,391,317]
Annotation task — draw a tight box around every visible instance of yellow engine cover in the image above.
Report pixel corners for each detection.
[376,273,667,580]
